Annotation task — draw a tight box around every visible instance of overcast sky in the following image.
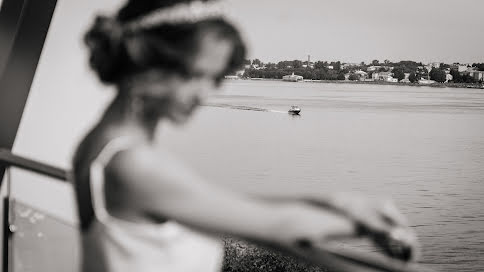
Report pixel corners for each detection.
[227,0,484,64]
[1,0,482,64]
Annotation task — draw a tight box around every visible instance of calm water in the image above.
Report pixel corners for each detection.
[159,81,484,272]
[11,81,484,272]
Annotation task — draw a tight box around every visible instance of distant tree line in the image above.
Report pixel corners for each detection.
[449,70,479,83]
[243,59,483,84]
[472,63,484,71]
[245,59,348,80]
[245,67,346,80]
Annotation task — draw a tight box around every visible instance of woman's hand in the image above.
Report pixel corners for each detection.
[305,192,420,261]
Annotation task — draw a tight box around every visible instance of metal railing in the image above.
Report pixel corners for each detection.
[0,148,70,272]
[0,149,69,182]
[0,148,435,272]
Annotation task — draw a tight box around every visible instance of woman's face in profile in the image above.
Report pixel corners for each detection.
[133,30,233,124]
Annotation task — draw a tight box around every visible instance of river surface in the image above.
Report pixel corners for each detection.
[159,81,484,272]
[9,81,484,272]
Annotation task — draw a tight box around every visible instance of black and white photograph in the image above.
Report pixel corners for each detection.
[0,0,483,271]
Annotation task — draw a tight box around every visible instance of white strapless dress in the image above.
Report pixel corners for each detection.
[81,137,224,272]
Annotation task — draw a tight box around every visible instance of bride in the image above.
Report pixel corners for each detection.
[73,1,418,271]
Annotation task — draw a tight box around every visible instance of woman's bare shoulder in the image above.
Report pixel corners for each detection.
[105,144,200,191]
[103,143,213,219]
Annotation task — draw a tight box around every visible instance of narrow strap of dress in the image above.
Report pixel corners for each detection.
[89,137,134,224]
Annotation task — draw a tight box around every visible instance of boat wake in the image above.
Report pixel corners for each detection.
[204,103,276,113]
[203,103,299,115]
[267,110,287,113]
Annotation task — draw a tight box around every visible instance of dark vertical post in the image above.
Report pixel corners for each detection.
[0,0,57,183]
[0,0,26,79]
[2,197,9,272]
[0,0,58,271]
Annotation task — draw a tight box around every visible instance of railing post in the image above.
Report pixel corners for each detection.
[1,168,11,272]
[2,196,10,272]
[0,150,69,272]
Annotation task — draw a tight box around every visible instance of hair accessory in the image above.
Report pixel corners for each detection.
[125,0,227,31]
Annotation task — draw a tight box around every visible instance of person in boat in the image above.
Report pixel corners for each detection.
[73,1,419,272]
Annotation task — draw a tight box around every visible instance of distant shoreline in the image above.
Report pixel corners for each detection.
[231,78,484,90]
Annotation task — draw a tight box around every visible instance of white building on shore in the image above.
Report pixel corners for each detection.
[224,70,245,80]
[419,79,436,84]
[283,73,303,82]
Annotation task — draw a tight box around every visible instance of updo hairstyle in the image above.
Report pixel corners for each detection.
[84,0,246,85]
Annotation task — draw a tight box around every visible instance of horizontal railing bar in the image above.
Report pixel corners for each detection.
[0,149,69,181]
[0,149,435,272]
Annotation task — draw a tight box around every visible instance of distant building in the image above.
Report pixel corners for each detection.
[354,70,368,81]
[302,62,315,69]
[386,77,398,83]
[283,73,303,82]
[372,71,392,81]
[225,70,245,80]
[341,63,359,69]
[445,74,453,83]
[371,72,379,80]
[367,66,381,72]
[419,79,436,84]
[328,65,334,70]
[303,55,314,69]
[469,71,484,81]
[458,65,468,73]
[450,63,467,73]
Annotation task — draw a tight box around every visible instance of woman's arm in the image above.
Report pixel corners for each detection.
[106,146,419,268]
[248,191,419,261]
[248,191,409,235]
[106,146,356,250]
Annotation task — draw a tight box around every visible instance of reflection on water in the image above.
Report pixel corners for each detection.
[10,81,484,272]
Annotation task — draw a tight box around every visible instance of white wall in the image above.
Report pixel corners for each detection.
[11,0,123,224]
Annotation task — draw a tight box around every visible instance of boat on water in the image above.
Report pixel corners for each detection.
[288,105,301,115]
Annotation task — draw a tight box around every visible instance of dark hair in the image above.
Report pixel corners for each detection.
[84,0,246,85]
